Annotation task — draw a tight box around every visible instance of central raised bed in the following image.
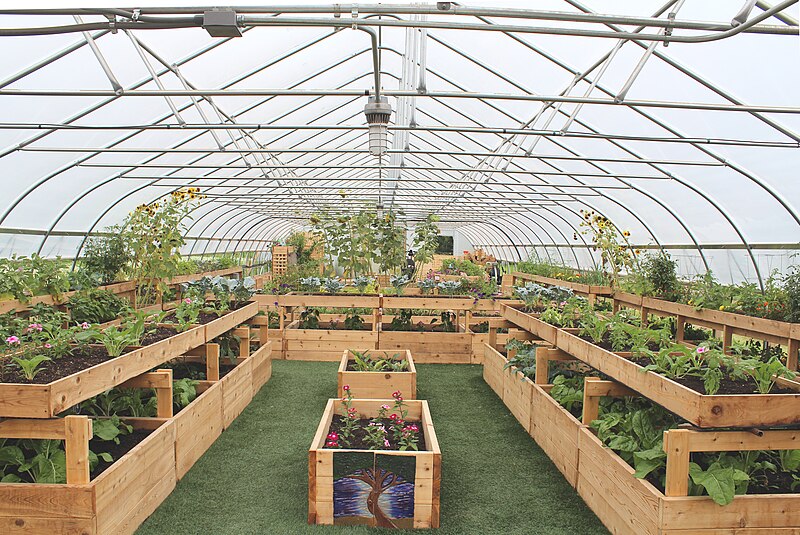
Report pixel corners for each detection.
[308,398,441,529]
[337,349,416,399]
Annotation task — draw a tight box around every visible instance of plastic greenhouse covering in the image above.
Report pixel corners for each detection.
[0,1,797,286]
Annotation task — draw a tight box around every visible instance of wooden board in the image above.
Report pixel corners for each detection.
[378,331,472,364]
[530,384,581,488]
[220,356,254,428]
[174,382,224,480]
[338,349,416,399]
[482,344,506,397]
[204,301,259,341]
[285,329,379,361]
[250,341,273,393]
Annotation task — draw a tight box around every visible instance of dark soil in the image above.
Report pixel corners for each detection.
[578,334,660,353]
[163,311,222,325]
[0,346,111,384]
[140,326,180,345]
[628,356,796,395]
[90,429,152,478]
[324,415,425,451]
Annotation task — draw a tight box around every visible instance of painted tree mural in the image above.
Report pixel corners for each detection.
[333,452,416,528]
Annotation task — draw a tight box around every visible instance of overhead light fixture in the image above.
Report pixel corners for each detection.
[364,96,392,157]
[203,10,242,38]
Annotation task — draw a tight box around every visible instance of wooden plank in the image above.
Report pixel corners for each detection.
[661,494,800,531]
[0,417,66,439]
[0,517,95,534]
[64,416,91,485]
[577,428,660,535]
[0,485,94,518]
[530,384,580,487]
[174,382,223,480]
[220,357,254,428]
[482,344,506,397]
[94,420,176,535]
[250,341,273,393]
[204,301,259,341]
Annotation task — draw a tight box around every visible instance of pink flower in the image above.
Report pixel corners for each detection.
[26,323,43,332]
[342,385,350,392]
[384,439,390,447]
[389,414,398,421]
[184,298,193,304]
[327,432,338,441]
[80,322,90,329]
[381,404,390,411]
[696,346,708,354]
[392,390,401,398]
[5,336,20,345]
[44,343,52,349]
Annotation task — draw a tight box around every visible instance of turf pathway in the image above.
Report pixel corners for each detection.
[137,361,608,534]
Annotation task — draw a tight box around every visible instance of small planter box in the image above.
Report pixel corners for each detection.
[576,427,800,534]
[0,326,205,418]
[556,330,800,428]
[0,418,176,535]
[337,349,416,399]
[308,398,441,529]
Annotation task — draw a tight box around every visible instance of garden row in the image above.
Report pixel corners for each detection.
[252,294,529,364]
[0,293,267,533]
[309,348,440,529]
[504,272,800,370]
[483,343,800,534]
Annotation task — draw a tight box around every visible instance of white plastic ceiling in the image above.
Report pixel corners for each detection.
[0,1,798,285]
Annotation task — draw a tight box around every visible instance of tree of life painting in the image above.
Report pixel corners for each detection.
[333,452,416,528]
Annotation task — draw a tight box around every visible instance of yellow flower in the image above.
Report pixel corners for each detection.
[688,299,694,305]
[719,305,725,311]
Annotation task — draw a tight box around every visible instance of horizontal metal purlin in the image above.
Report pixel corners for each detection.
[2,123,796,148]
[1,88,798,114]
[471,243,800,251]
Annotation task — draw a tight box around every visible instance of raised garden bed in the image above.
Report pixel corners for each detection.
[308,398,440,528]
[556,329,800,428]
[0,417,176,534]
[337,349,416,399]
[379,328,471,364]
[0,325,205,418]
[284,322,379,361]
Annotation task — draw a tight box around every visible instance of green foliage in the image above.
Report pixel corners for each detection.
[441,258,483,276]
[90,311,148,357]
[389,309,415,331]
[784,264,800,323]
[389,274,410,296]
[412,214,441,278]
[80,225,132,284]
[11,355,51,381]
[0,254,71,302]
[579,210,637,288]
[343,311,365,331]
[173,378,198,409]
[299,308,320,329]
[67,288,130,324]
[549,375,585,416]
[689,461,750,506]
[348,350,408,372]
[122,188,201,307]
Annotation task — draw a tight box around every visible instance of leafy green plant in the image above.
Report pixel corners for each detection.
[343,311,365,331]
[417,278,437,295]
[352,276,375,294]
[437,280,462,295]
[412,214,441,280]
[688,461,750,506]
[578,210,637,288]
[67,288,130,324]
[732,356,796,394]
[349,350,408,372]
[299,308,320,330]
[549,374,585,415]
[389,309,415,331]
[173,378,198,409]
[92,311,148,357]
[322,277,346,294]
[11,355,51,381]
[80,225,131,285]
[389,274,410,296]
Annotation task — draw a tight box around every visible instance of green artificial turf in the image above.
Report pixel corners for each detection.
[137,361,608,534]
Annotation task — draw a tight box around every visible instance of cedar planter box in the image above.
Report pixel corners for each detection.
[576,427,800,534]
[308,398,441,528]
[0,326,205,418]
[0,418,177,535]
[337,349,416,399]
[556,330,800,428]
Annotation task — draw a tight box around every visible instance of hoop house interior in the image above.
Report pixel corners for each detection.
[0,1,797,284]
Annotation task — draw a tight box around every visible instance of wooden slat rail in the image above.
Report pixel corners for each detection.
[581,377,637,425]
[0,415,91,484]
[506,272,613,305]
[119,369,174,418]
[663,428,800,497]
[534,346,577,385]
